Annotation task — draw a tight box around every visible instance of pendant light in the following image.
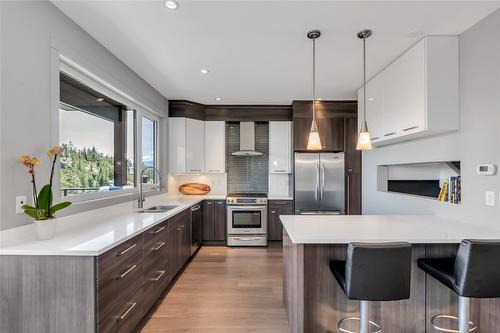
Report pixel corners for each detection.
[356,29,373,151]
[306,30,322,151]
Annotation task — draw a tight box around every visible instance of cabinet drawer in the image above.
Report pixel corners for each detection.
[143,237,168,275]
[269,200,293,207]
[142,262,169,314]
[97,233,143,277]
[98,249,144,321]
[98,285,144,333]
[143,220,169,249]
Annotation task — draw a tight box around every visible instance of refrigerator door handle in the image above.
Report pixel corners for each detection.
[316,162,320,201]
[320,164,325,201]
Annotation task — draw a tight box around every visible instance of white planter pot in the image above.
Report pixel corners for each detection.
[34,219,57,240]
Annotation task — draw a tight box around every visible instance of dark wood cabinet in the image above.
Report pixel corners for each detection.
[214,200,226,241]
[203,200,226,242]
[292,101,350,151]
[319,117,344,151]
[202,200,215,240]
[344,117,362,215]
[268,200,294,241]
[95,205,197,333]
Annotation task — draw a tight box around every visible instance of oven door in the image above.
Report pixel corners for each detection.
[227,205,267,235]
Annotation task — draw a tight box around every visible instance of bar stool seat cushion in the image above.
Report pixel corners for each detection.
[417,258,455,291]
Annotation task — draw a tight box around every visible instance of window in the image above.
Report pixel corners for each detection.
[141,116,158,184]
[59,72,136,196]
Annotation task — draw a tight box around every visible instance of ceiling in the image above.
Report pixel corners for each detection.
[52,1,500,105]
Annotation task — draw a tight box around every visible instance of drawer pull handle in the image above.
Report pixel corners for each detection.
[217,202,223,205]
[119,265,137,279]
[273,169,287,173]
[152,270,166,281]
[118,244,136,256]
[153,241,166,251]
[176,228,182,231]
[207,202,213,205]
[153,226,166,234]
[119,302,137,320]
[190,169,202,172]
[271,210,276,214]
[384,132,397,137]
[371,136,380,141]
[403,126,419,132]
[208,169,221,172]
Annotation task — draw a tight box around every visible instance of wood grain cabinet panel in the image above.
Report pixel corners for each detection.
[203,200,226,242]
[98,285,145,333]
[344,117,361,215]
[318,117,344,151]
[268,200,294,241]
[214,200,227,241]
[203,200,215,240]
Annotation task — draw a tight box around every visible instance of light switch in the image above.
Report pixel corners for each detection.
[485,191,495,206]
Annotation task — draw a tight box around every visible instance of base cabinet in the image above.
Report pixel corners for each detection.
[268,200,294,241]
[203,200,226,242]
[97,207,193,333]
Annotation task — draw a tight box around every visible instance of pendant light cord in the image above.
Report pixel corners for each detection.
[363,37,367,123]
[312,37,316,124]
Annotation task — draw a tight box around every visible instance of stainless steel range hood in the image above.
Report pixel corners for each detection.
[232,122,263,156]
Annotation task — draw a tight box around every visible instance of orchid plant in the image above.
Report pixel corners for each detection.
[18,146,71,221]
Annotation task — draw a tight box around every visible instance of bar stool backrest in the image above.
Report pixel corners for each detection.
[345,242,412,301]
[454,239,500,298]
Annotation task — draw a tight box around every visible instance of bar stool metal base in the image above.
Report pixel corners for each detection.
[338,317,382,333]
[431,315,477,333]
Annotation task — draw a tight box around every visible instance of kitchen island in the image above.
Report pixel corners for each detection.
[280,215,500,333]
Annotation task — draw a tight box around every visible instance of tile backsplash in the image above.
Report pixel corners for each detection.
[226,122,269,193]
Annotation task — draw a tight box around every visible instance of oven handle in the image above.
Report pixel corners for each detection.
[231,237,265,241]
[228,206,267,211]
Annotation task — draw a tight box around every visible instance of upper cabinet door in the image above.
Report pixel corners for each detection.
[168,117,186,174]
[204,121,226,174]
[185,118,205,173]
[269,121,292,173]
[318,117,344,151]
[359,36,458,146]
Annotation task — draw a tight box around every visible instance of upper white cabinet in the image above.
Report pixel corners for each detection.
[358,36,459,146]
[269,121,292,173]
[169,117,205,174]
[204,121,226,173]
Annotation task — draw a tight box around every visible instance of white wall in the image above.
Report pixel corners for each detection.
[0,1,168,230]
[362,9,500,228]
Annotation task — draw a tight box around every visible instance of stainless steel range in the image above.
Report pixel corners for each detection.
[226,193,268,246]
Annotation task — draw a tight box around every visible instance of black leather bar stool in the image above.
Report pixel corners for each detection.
[329,242,412,333]
[417,239,500,333]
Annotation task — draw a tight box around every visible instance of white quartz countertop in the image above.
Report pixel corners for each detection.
[280,215,500,244]
[0,193,226,256]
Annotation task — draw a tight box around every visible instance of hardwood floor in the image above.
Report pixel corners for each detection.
[140,245,291,333]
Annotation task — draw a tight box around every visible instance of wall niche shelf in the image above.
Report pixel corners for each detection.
[377,161,461,204]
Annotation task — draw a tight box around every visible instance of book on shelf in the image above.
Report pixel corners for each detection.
[437,176,461,203]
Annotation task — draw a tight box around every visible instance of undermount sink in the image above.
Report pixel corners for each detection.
[138,205,178,213]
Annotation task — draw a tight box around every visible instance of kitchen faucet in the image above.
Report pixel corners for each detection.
[138,167,162,208]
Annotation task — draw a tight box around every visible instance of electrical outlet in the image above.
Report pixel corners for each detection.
[16,196,27,214]
[485,191,495,207]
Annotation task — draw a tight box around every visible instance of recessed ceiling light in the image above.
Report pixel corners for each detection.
[200,69,209,74]
[215,97,222,101]
[97,97,104,102]
[164,0,178,10]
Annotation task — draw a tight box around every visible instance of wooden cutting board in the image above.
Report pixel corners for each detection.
[179,183,211,195]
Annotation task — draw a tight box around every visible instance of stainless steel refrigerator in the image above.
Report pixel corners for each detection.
[294,152,345,215]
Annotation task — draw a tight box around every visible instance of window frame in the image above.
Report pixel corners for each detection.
[55,56,162,203]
